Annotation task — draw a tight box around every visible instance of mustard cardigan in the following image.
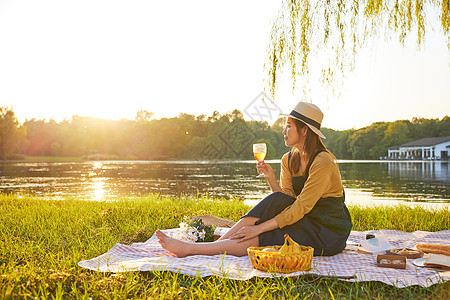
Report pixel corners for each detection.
[274,151,344,228]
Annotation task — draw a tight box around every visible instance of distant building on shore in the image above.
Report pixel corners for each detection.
[387,137,450,160]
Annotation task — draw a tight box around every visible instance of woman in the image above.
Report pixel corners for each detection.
[156,102,352,257]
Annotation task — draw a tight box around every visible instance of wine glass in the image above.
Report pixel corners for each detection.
[253,143,267,177]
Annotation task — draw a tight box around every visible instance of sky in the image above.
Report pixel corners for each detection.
[1,0,449,131]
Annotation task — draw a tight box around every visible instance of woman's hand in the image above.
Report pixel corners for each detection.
[256,159,283,193]
[256,160,276,181]
[229,225,262,243]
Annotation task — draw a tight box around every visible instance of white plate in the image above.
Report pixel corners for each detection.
[412,257,427,267]
[346,240,359,246]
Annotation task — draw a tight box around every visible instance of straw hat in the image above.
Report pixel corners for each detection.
[281,102,326,139]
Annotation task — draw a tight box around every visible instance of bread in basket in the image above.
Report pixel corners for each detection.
[247,234,313,273]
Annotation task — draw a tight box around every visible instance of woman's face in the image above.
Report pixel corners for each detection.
[282,117,305,147]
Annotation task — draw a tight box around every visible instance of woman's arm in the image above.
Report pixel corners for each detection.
[229,218,278,242]
[267,177,282,192]
[256,161,282,192]
[256,153,295,196]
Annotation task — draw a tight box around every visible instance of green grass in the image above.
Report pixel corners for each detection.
[0,194,448,299]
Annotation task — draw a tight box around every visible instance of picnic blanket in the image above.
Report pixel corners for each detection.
[78,229,450,288]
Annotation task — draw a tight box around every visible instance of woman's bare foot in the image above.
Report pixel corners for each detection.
[155,229,191,258]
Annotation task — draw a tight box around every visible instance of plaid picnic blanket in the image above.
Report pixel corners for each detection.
[78,229,450,288]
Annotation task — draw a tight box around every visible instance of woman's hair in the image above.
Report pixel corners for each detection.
[289,118,335,176]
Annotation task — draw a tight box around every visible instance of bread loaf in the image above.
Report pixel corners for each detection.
[416,243,450,256]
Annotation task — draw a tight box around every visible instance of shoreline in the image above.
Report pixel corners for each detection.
[1,156,450,163]
[7,191,450,208]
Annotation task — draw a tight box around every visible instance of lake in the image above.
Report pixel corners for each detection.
[0,160,449,208]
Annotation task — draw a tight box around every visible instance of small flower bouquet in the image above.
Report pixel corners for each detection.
[176,217,215,243]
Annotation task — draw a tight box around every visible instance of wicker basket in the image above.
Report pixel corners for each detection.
[247,235,313,273]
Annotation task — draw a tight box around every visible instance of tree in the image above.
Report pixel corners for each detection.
[24,119,61,156]
[348,126,381,159]
[410,117,440,139]
[321,127,342,153]
[334,131,353,159]
[0,107,26,160]
[381,121,411,147]
[230,109,244,121]
[265,0,450,98]
[438,116,450,136]
[135,110,154,122]
[207,111,221,122]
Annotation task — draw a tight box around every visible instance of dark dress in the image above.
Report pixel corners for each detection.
[243,150,352,256]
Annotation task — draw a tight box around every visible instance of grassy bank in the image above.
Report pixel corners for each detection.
[1,194,448,299]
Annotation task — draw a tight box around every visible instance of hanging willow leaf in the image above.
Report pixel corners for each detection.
[265,0,450,100]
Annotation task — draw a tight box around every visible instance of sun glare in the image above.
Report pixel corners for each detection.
[91,177,106,202]
[93,162,103,169]
[89,162,105,201]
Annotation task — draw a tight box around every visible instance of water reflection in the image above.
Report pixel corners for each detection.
[338,161,449,201]
[91,178,106,201]
[387,161,449,180]
[0,160,448,206]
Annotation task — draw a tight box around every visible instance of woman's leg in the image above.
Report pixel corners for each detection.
[217,216,259,241]
[156,230,258,257]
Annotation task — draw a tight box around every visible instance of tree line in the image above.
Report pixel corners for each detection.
[0,107,448,161]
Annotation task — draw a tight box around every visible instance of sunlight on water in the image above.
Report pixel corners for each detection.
[0,160,448,207]
[91,178,106,201]
[93,162,103,169]
[88,162,106,201]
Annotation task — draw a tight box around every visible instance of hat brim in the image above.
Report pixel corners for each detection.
[280,113,326,139]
